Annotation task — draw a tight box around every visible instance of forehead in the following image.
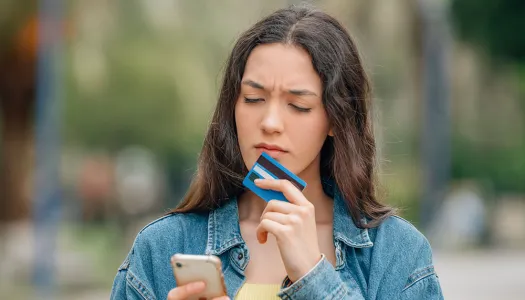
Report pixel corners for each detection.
[242,43,321,89]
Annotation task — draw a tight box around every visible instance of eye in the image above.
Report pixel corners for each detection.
[289,103,311,113]
[244,97,264,103]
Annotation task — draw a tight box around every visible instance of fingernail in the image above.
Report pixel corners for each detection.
[254,179,261,183]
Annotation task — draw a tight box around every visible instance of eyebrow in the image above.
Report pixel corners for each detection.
[242,79,318,97]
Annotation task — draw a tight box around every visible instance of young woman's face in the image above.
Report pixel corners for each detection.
[235,43,331,179]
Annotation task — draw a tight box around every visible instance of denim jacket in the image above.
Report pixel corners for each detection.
[111,181,443,299]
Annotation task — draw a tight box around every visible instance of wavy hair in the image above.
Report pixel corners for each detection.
[173,5,395,228]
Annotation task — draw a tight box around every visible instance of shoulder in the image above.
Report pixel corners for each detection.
[374,216,428,244]
[111,212,210,300]
[367,216,442,296]
[371,216,434,265]
[132,212,209,253]
[137,212,208,238]
[119,212,209,266]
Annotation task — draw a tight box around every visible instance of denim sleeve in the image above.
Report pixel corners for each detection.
[399,236,444,300]
[400,266,444,300]
[110,243,157,300]
[110,269,148,300]
[277,255,365,300]
[110,268,126,300]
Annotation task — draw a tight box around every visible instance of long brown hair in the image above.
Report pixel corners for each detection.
[173,5,395,228]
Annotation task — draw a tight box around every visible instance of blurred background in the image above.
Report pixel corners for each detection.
[0,0,524,299]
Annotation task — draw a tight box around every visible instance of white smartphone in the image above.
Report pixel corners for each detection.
[171,254,227,300]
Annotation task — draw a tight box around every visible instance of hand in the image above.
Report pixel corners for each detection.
[167,281,230,300]
[254,179,323,282]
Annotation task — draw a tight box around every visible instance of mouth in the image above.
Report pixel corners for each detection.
[254,143,288,156]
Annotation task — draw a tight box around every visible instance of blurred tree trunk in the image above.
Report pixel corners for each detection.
[415,0,452,230]
[0,16,37,222]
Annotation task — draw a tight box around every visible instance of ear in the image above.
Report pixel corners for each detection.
[328,128,334,137]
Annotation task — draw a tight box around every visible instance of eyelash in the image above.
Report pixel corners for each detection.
[244,97,263,103]
[290,104,311,113]
[243,97,312,113]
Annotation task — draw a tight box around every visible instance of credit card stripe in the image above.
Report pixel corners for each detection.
[253,164,275,180]
[257,155,305,190]
[248,171,261,182]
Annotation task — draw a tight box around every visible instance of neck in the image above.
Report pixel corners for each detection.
[238,158,333,224]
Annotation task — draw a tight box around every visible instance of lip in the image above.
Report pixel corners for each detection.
[254,143,287,153]
[254,143,288,158]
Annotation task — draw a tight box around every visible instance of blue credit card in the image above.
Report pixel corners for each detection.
[242,152,307,202]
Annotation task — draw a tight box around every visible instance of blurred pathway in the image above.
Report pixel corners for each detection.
[434,250,525,300]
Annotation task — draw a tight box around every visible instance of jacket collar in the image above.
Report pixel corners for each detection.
[323,178,374,248]
[205,197,244,255]
[205,179,373,255]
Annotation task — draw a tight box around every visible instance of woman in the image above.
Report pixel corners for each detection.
[111,5,443,300]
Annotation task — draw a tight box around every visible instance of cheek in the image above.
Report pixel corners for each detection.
[235,104,260,169]
[289,115,329,156]
[234,103,255,149]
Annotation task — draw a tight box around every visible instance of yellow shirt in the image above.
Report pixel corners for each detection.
[235,283,281,300]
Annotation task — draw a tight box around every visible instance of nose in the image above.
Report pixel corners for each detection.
[260,101,284,134]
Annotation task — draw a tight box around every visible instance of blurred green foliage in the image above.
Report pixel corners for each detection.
[451,0,525,193]
[452,137,525,193]
[451,0,525,65]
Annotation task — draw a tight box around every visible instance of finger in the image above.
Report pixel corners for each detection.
[255,179,309,206]
[256,218,286,243]
[261,200,295,218]
[167,281,205,300]
[255,221,268,244]
[261,211,289,224]
[212,297,230,300]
